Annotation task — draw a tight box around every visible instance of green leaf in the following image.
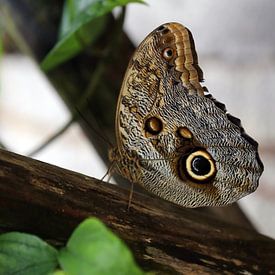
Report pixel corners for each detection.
[58,217,144,275]
[41,0,145,71]
[41,16,107,72]
[0,232,58,275]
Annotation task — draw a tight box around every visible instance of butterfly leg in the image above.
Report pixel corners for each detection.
[127,181,134,210]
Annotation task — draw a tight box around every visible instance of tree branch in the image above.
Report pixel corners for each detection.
[0,149,274,274]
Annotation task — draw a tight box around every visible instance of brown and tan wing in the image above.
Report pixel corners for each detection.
[111,22,263,208]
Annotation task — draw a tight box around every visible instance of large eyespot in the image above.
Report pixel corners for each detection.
[162,47,174,61]
[144,116,163,136]
[178,149,216,183]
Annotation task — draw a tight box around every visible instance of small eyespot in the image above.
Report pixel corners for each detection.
[144,117,163,136]
[177,127,193,140]
[162,48,174,61]
[178,149,216,183]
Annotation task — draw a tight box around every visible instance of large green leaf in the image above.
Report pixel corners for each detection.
[41,0,145,71]
[58,217,144,275]
[0,232,58,275]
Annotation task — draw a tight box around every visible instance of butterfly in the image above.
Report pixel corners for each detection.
[109,22,264,208]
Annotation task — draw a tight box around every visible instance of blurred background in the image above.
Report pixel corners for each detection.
[0,0,274,238]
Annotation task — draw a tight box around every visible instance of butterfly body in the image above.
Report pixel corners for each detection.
[110,22,263,208]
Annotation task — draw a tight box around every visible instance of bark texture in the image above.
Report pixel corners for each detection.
[0,149,274,274]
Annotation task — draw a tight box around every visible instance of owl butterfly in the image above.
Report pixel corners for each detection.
[109,22,264,208]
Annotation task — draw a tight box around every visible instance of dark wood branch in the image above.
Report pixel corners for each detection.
[0,149,274,274]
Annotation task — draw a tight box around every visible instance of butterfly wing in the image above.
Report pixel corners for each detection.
[111,22,263,207]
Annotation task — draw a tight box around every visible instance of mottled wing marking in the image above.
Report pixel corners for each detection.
[110,22,264,208]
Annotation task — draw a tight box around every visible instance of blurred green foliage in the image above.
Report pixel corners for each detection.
[41,0,145,71]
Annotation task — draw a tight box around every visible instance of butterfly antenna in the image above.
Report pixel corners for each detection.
[75,106,114,148]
